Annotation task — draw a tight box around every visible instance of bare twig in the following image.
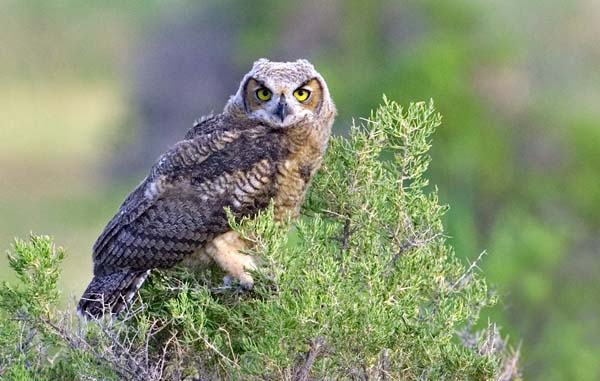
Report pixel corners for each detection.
[292,336,327,381]
[379,349,390,381]
[498,341,521,381]
[340,217,352,252]
[452,250,488,290]
[383,215,443,277]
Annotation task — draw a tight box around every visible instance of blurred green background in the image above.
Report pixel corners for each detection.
[1,1,598,379]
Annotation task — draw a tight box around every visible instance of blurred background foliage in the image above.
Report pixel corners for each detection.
[1,1,598,379]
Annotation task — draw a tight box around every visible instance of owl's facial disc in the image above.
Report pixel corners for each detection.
[244,77,323,128]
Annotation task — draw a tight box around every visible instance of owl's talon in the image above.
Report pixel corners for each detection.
[238,273,255,290]
[223,270,255,290]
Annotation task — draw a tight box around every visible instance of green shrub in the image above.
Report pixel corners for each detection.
[0,99,519,380]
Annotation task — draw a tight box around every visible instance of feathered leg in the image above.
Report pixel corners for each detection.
[205,231,257,289]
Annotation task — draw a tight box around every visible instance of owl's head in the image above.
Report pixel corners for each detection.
[227,59,335,128]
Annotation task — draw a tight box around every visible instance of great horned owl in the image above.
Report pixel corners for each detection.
[78,59,336,318]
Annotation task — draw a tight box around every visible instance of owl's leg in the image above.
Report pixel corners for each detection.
[205,231,257,288]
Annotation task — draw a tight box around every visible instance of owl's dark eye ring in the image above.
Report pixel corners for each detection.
[293,88,311,102]
[255,87,272,101]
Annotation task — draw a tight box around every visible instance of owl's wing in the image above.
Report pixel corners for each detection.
[92,124,281,276]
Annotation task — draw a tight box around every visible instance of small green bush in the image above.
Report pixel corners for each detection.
[0,99,520,380]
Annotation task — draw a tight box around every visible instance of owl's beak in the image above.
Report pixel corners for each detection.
[274,98,288,122]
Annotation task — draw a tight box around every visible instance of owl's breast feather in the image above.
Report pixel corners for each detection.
[272,126,325,220]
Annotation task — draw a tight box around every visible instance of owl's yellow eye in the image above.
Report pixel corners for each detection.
[255,87,272,101]
[293,88,311,102]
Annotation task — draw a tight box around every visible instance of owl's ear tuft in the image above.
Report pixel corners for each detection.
[295,59,315,68]
[253,58,270,68]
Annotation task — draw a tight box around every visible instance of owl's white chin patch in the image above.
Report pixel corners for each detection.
[252,110,311,128]
[271,114,312,129]
[269,119,296,129]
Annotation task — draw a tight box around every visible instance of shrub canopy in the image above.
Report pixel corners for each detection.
[0,99,519,380]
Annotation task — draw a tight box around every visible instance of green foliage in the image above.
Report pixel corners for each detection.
[0,236,64,316]
[0,236,78,380]
[0,100,518,380]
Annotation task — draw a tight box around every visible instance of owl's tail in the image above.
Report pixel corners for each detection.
[77,270,150,319]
